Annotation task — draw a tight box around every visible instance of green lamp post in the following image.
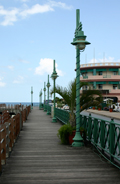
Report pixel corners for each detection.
[46,75,51,115]
[71,9,91,147]
[51,60,58,122]
[31,86,33,109]
[39,91,40,110]
[43,82,46,111]
[40,89,43,109]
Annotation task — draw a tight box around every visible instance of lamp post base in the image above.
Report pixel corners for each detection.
[47,111,50,115]
[52,116,57,122]
[72,132,84,147]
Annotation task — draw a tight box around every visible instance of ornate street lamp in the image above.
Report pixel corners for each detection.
[39,89,42,110]
[46,75,51,115]
[71,9,91,147]
[43,82,46,111]
[40,89,43,109]
[39,91,40,110]
[31,86,33,109]
[51,60,58,122]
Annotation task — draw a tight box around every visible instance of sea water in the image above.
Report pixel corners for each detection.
[0,102,39,107]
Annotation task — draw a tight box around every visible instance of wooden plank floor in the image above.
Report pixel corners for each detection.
[0,107,120,184]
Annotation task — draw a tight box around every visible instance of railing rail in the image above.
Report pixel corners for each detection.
[50,107,120,169]
[0,105,31,174]
[80,114,120,169]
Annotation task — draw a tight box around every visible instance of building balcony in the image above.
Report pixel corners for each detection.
[80,62,120,68]
[80,75,120,81]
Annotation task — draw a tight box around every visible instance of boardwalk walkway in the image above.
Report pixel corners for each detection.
[0,107,120,184]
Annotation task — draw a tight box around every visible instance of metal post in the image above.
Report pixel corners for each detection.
[72,10,83,147]
[47,75,51,115]
[39,91,40,110]
[31,86,33,109]
[51,60,58,122]
[43,82,46,111]
[71,9,90,146]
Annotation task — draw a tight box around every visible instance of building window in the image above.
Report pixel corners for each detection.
[98,84,103,89]
[113,84,117,89]
[113,71,117,75]
[98,71,102,75]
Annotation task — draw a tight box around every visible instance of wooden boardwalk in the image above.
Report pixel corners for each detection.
[0,107,120,184]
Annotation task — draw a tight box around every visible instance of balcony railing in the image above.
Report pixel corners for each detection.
[103,75,111,78]
[81,62,120,68]
[83,76,88,79]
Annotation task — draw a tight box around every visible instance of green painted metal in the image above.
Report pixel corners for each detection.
[96,68,107,71]
[83,76,88,79]
[52,106,120,168]
[119,81,120,89]
[81,69,93,73]
[109,119,115,162]
[96,81,106,84]
[118,68,120,75]
[93,69,96,75]
[51,60,58,122]
[31,86,33,109]
[46,75,51,115]
[71,9,90,147]
[93,81,96,89]
[109,68,118,71]
[80,114,120,169]
[108,81,119,84]
[39,89,43,109]
[46,105,51,114]
[39,91,40,110]
[43,82,47,112]
[55,108,70,124]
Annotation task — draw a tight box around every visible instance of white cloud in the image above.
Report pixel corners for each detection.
[13,75,24,83]
[0,6,19,26]
[7,65,14,70]
[20,4,54,18]
[48,0,73,10]
[0,77,6,87]
[0,1,72,26]
[35,58,64,76]
[19,59,29,63]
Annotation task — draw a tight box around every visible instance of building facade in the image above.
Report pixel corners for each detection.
[80,62,120,102]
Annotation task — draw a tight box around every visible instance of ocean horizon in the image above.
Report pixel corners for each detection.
[0,102,40,107]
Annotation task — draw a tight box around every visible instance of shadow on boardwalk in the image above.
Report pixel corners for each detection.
[0,107,120,184]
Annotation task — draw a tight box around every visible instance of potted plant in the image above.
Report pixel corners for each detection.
[57,124,73,145]
[97,104,102,110]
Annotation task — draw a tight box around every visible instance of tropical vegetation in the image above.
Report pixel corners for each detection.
[51,78,103,127]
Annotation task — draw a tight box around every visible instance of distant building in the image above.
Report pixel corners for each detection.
[80,62,120,102]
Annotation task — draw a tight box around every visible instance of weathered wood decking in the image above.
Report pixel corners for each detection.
[0,107,120,184]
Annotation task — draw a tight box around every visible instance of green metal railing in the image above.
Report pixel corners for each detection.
[47,105,51,114]
[55,108,70,124]
[80,114,120,169]
[49,107,120,168]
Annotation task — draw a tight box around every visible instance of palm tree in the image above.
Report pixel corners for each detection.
[51,78,102,127]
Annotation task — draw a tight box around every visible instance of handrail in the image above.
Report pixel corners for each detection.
[53,107,120,169]
[0,105,31,174]
[80,114,120,169]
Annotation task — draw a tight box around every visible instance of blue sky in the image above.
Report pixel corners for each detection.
[0,0,120,102]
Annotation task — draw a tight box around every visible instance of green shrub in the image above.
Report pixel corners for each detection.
[57,124,73,144]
